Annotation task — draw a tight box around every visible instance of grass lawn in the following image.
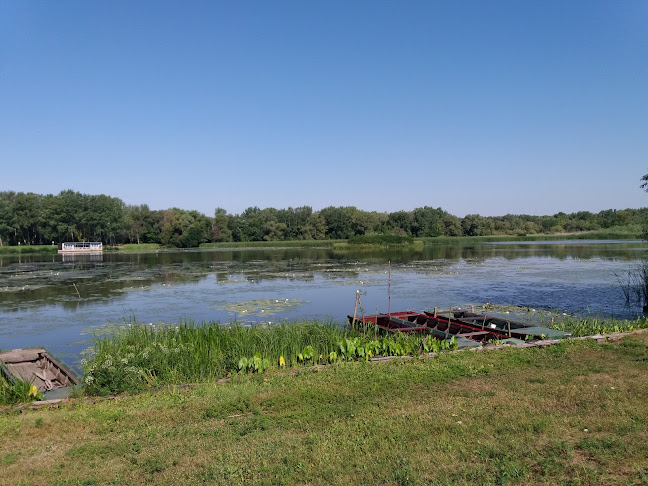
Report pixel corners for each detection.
[1,334,647,485]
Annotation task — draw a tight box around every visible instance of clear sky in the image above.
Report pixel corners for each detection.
[1,1,646,217]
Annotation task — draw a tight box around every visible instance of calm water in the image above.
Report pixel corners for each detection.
[1,240,646,365]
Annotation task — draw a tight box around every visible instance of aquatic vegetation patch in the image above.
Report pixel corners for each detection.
[332,279,381,287]
[216,298,306,317]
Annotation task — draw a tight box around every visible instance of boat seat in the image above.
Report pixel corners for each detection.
[458,331,489,337]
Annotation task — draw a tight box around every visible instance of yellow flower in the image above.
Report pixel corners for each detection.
[29,385,38,397]
[279,356,285,367]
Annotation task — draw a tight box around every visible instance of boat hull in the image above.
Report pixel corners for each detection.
[0,348,81,399]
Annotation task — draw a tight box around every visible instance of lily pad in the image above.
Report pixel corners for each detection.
[215,298,306,317]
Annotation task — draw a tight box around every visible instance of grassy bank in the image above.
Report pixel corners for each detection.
[1,333,647,485]
[106,243,163,252]
[77,314,648,397]
[421,231,641,246]
[200,240,342,249]
[0,227,640,255]
[0,245,57,254]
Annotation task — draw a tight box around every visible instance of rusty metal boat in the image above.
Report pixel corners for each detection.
[428,309,571,340]
[348,311,517,349]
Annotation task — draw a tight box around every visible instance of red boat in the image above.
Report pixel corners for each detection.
[348,311,520,347]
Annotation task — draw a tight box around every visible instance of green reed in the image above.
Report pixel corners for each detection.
[82,319,457,396]
[551,315,648,337]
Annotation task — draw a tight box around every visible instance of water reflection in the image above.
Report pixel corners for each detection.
[0,242,646,313]
[1,240,647,358]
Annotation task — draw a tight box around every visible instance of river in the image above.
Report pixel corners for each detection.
[0,240,646,365]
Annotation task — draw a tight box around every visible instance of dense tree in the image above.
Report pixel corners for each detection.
[0,189,644,247]
[411,207,443,237]
[0,192,15,246]
[388,211,414,236]
[320,206,356,239]
[125,204,161,244]
[461,214,494,236]
[210,208,233,242]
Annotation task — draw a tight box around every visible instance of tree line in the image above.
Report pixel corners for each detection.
[0,190,645,248]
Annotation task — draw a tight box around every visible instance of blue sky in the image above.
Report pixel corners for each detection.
[1,1,646,217]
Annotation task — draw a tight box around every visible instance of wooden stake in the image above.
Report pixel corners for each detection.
[350,290,360,338]
[72,283,81,299]
[388,260,391,316]
[374,306,378,339]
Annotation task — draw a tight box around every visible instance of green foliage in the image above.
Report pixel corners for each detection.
[0,376,44,405]
[0,189,644,247]
[82,320,461,395]
[348,234,413,246]
[551,315,648,337]
[238,353,270,373]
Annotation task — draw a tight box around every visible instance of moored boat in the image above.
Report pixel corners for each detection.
[58,241,103,254]
[0,348,81,399]
[348,312,520,349]
[428,309,571,340]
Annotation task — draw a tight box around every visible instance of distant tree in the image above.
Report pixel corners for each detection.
[300,213,327,240]
[440,213,462,236]
[641,172,648,240]
[211,208,233,242]
[320,206,356,239]
[387,211,414,236]
[12,192,42,245]
[411,207,443,237]
[461,214,494,236]
[0,192,15,246]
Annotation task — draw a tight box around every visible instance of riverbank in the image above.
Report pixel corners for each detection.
[0,227,640,255]
[1,332,646,485]
[0,245,57,254]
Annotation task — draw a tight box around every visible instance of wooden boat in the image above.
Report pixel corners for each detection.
[428,309,571,340]
[0,348,81,399]
[348,312,518,349]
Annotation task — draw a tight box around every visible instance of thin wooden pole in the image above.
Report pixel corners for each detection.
[350,290,360,338]
[374,306,378,339]
[72,283,81,299]
[388,260,391,316]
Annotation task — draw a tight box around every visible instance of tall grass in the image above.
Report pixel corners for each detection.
[0,245,58,254]
[107,243,162,252]
[550,315,648,337]
[199,240,342,249]
[83,319,453,396]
